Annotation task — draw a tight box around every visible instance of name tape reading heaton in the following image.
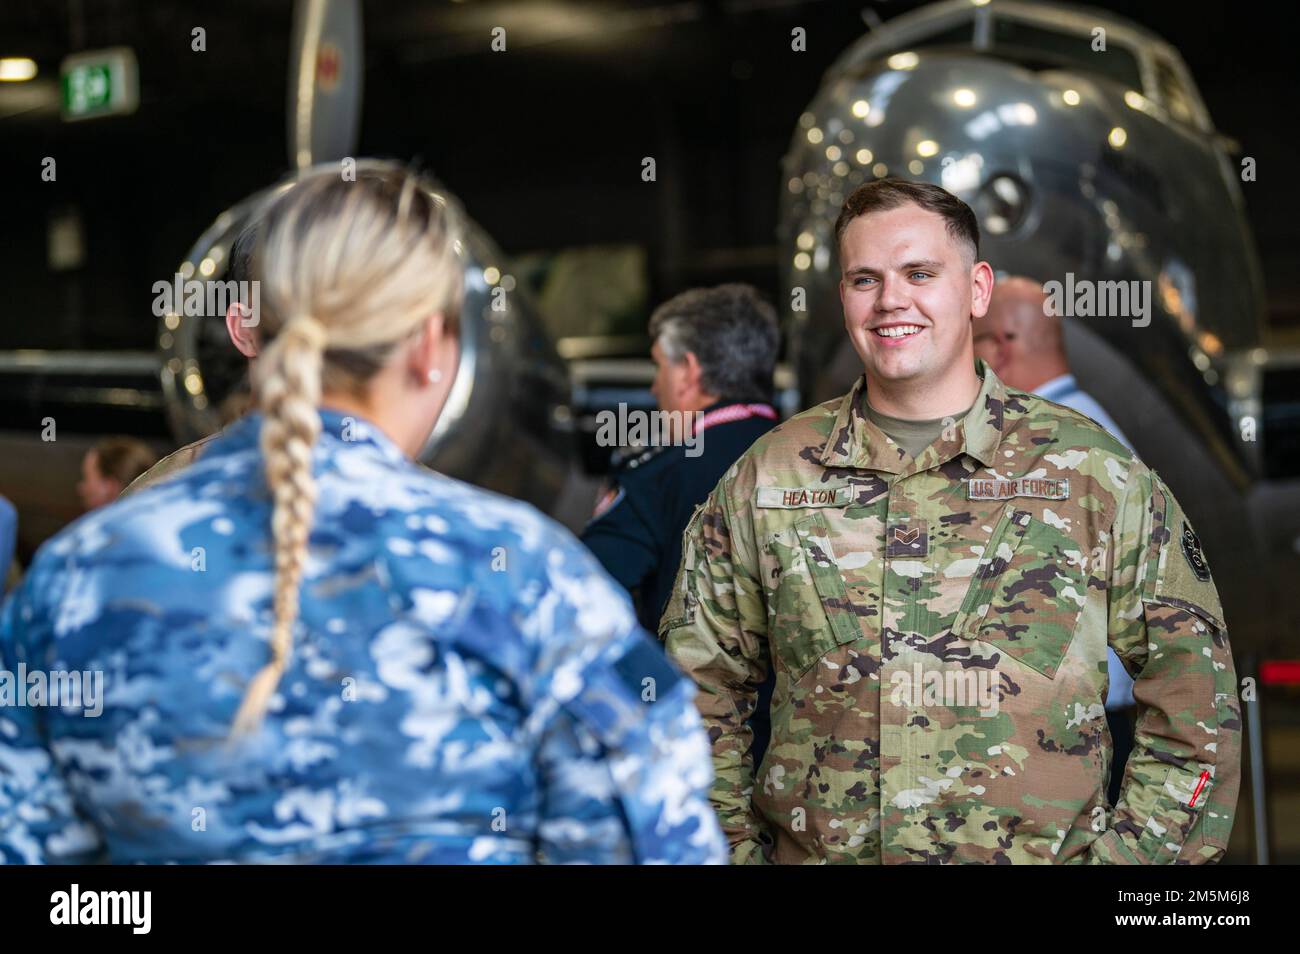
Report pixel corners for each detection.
[756,486,853,509]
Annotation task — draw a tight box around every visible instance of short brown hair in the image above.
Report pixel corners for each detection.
[93,438,158,487]
[834,177,980,264]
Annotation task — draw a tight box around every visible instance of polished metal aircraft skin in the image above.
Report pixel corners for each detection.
[159,166,573,513]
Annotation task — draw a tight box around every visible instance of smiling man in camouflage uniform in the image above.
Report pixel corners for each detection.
[660,178,1241,864]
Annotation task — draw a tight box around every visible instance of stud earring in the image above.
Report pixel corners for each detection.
[428,369,443,383]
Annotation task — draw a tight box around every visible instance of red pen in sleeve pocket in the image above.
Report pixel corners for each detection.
[1188,770,1211,807]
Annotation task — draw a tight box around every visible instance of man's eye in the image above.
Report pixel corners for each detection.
[910,272,931,281]
[854,277,875,286]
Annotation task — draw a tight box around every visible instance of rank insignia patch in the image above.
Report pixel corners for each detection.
[886,521,929,558]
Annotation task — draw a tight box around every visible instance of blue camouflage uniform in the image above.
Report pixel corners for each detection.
[0,409,726,865]
[0,495,15,591]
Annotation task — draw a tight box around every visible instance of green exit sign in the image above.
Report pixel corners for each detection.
[60,47,138,120]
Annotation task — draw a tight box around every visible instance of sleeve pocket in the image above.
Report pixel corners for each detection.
[1134,763,1212,863]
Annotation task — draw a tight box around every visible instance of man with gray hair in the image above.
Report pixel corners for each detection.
[582,283,780,637]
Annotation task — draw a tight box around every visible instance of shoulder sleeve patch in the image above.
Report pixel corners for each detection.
[589,485,626,522]
[1180,522,1211,582]
[1144,477,1226,632]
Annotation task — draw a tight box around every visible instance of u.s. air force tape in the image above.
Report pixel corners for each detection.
[967,476,1070,501]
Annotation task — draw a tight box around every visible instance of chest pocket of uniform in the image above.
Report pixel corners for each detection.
[951,505,1089,679]
[766,512,863,681]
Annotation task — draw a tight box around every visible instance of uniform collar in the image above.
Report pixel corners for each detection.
[205,406,408,467]
[819,359,1010,475]
[317,407,409,464]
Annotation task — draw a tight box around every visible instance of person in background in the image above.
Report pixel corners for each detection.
[0,161,725,865]
[974,274,1136,807]
[581,284,781,765]
[582,284,780,632]
[123,223,262,495]
[76,437,158,510]
[973,275,1129,443]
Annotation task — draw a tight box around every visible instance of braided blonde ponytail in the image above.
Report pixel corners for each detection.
[226,160,464,740]
[230,316,326,738]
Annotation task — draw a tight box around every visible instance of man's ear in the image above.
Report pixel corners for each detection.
[682,350,705,396]
[225,303,259,358]
[970,261,995,320]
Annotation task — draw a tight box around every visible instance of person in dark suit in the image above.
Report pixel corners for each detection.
[582,283,781,758]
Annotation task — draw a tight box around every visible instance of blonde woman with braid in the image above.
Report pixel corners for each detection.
[0,161,726,865]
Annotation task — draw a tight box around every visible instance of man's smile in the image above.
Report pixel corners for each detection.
[868,322,927,345]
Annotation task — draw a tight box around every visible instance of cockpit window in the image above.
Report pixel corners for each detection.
[989,17,1143,89]
[899,20,975,52]
[1155,57,1198,126]
[860,20,974,74]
